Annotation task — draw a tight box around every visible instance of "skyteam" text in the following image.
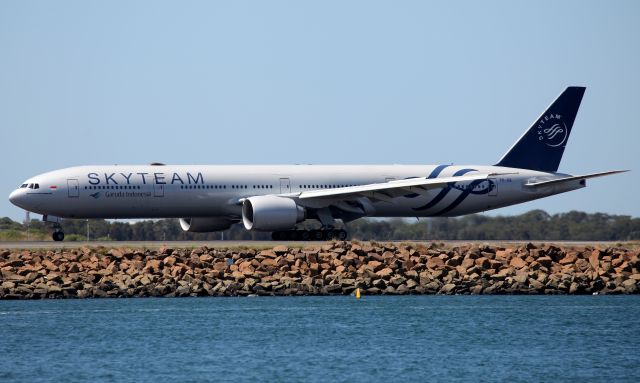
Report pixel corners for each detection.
[87,172,204,185]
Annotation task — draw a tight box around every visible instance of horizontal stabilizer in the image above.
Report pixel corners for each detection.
[524,170,628,188]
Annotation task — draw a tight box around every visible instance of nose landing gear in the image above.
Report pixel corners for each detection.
[43,215,65,242]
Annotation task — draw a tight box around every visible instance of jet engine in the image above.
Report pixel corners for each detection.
[242,195,305,231]
[179,217,234,232]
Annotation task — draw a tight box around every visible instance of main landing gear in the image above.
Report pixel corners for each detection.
[271,229,348,241]
[52,230,65,242]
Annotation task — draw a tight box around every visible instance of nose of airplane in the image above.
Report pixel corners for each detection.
[9,189,25,208]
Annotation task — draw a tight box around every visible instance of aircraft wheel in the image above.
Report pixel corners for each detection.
[300,230,310,241]
[52,231,65,242]
[337,230,347,240]
[325,230,335,240]
[310,230,323,241]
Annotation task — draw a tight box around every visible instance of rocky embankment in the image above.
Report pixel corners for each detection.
[1,242,639,299]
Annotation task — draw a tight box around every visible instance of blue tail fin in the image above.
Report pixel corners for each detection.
[496,86,585,172]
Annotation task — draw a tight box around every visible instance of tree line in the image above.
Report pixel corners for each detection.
[1,210,639,242]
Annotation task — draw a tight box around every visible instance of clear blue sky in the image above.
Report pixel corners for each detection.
[1,1,638,222]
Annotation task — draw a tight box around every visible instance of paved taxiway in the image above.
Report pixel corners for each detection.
[0,240,635,250]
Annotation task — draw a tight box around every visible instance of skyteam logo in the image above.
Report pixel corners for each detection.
[537,113,568,147]
[90,192,101,199]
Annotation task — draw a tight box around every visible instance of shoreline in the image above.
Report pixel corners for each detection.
[1,241,639,299]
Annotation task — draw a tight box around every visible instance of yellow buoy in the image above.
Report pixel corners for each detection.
[355,288,361,299]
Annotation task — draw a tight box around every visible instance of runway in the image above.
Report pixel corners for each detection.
[0,240,635,250]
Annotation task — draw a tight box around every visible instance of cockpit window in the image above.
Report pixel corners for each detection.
[20,184,27,188]
[28,184,34,189]
[34,184,40,189]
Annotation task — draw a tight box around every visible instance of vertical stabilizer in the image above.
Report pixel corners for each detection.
[496,87,585,172]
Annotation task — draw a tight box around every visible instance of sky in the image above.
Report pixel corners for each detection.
[1,0,638,222]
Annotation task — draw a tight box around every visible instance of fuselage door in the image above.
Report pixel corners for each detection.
[280,178,290,194]
[154,183,165,197]
[488,179,498,196]
[67,179,79,198]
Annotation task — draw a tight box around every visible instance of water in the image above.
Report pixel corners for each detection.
[0,296,638,383]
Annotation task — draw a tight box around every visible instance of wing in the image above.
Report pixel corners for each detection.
[297,173,492,202]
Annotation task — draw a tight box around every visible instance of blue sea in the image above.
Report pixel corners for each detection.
[0,296,638,382]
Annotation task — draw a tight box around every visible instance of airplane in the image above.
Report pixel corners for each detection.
[9,86,627,241]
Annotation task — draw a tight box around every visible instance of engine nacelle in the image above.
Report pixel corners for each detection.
[179,217,234,233]
[242,195,305,231]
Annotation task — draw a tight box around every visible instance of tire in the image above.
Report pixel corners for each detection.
[337,230,347,240]
[52,232,64,242]
[325,230,334,240]
[301,230,310,241]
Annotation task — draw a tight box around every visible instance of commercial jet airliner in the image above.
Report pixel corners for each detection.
[9,87,626,241]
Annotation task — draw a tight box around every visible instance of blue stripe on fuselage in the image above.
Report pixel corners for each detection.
[404,164,451,199]
[412,168,477,211]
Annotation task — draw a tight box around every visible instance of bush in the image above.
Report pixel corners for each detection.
[64,234,86,242]
[0,230,24,240]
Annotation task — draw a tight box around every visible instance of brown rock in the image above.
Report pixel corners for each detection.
[231,271,245,281]
[376,268,394,279]
[1,270,25,282]
[509,257,527,269]
[199,254,213,263]
[622,279,637,292]
[529,279,544,290]
[108,249,124,259]
[213,261,228,272]
[441,283,456,294]
[366,260,384,272]
[259,250,277,259]
[144,259,162,272]
[495,250,510,260]
[162,256,176,267]
[559,252,578,265]
[537,256,553,268]
[404,270,418,279]
[309,263,320,276]
[427,257,444,269]
[446,256,462,267]
[372,279,387,289]
[513,272,528,284]
[569,282,581,294]
[273,246,289,254]
[389,276,407,286]
[589,250,602,270]
[475,257,490,269]
[42,259,58,271]
[460,257,475,270]
[1,281,16,289]
[488,259,503,270]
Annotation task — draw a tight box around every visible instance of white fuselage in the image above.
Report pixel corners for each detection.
[9,164,583,220]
